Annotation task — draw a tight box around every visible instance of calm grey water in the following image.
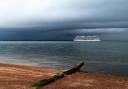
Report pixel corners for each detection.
[0,41,127,76]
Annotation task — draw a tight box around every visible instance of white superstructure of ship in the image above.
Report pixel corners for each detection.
[73,35,101,41]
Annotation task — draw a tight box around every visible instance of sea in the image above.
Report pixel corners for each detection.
[0,41,127,76]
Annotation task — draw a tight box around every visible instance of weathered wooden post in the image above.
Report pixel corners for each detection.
[32,61,84,88]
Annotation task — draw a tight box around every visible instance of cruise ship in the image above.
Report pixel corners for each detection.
[73,36,101,41]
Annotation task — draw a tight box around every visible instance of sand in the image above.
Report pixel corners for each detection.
[0,63,127,89]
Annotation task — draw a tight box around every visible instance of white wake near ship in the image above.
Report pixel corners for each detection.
[73,35,101,41]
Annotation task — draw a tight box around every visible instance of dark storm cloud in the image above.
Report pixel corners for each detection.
[0,0,128,33]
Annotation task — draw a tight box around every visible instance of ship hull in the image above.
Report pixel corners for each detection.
[74,40,101,41]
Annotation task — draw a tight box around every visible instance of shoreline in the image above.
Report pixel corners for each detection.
[0,63,127,89]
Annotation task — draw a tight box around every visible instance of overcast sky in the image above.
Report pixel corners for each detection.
[0,0,128,40]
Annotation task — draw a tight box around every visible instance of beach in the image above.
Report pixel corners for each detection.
[0,63,127,89]
[0,0,128,89]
